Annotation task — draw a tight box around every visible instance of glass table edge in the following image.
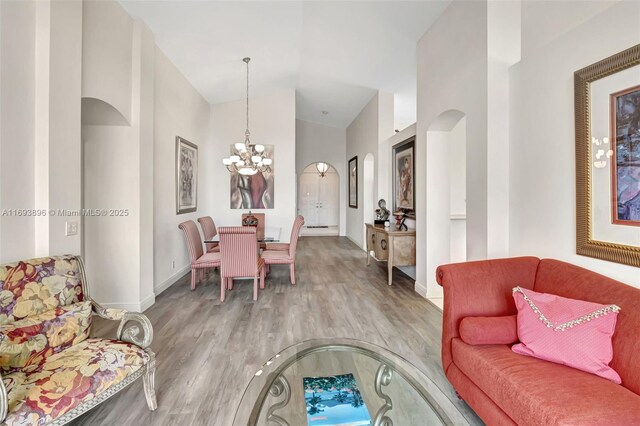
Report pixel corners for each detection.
[233,337,464,426]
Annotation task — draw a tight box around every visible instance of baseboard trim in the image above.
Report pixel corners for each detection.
[414,280,428,298]
[345,235,365,251]
[140,293,155,312]
[101,301,145,312]
[155,265,190,296]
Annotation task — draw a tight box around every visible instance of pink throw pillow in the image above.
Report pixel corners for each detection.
[460,315,518,345]
[512,286,621,383]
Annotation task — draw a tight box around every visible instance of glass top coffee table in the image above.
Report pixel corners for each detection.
[233,338,468,426]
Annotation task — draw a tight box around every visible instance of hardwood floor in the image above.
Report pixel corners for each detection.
[72,236,482,425]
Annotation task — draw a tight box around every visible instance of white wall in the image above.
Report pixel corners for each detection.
[416,1,488,295]
[154,48,212,295]
[345,91,394,248]
[509,0,640,287]
[295,119,346,235]
[0,0,36,262]
[82,0,133,123]
[81,1,156,310]
[211,90,297,242]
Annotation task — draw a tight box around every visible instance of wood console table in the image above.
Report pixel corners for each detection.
[365,223,416,286]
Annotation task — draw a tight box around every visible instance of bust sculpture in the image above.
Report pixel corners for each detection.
[375,199,391,221]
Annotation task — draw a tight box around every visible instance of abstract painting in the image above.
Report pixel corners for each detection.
[176,136,197,214]
[348,155,358,208]
[230,144,274,209]
[393,137,415,214]
[611,85,640,226]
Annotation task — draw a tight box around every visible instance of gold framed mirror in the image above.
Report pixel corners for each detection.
[575,44,640,267]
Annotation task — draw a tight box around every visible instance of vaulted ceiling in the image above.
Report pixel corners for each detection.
[120,1,450,129]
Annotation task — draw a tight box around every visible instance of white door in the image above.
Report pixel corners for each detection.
[318,172,339,226]
[299,173,319,226]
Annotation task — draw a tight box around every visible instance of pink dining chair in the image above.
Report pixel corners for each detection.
[197,216,220,253]
[218,226,265,302]
[261,215,305,285]
[178,220,221,291]
[242,212,267,250]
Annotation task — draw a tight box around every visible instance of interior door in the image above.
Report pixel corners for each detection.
[318,172,339,226]
[298,173,319,226]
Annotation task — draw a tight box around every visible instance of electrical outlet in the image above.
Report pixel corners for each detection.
[172,260,175,269]
[65,221,78,236]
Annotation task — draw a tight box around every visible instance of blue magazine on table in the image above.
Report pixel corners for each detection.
[303,373,371,426]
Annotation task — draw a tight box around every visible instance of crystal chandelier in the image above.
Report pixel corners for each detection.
[222,57,272,176]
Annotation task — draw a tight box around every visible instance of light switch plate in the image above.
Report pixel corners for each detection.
[66,221,78,236]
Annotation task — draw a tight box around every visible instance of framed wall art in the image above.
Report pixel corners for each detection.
[575,43,640,267]
[349,155,358,208]
[610,84,640,226]
[392,137,415,217]
[176,136,198,214]
[229,144,275,209]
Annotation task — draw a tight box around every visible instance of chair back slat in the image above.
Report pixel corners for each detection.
[219,227,259,278]
[288,215,305,258]
[178,221,204,263]
[197,216,217,252]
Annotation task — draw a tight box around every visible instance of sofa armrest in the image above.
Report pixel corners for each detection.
[435,256,540,375]
[0,371,6,423]
[91,301,153,349]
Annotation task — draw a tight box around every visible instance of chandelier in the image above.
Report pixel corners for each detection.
[316,162,329,177]
[222,57,272,176]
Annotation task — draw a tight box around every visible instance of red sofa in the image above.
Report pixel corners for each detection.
[436,257,640,425]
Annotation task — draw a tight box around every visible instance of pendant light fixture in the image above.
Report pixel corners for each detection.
[316,162,329,177]
[222,57,272,176]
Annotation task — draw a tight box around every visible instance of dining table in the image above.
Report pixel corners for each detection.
[204,227,281,244]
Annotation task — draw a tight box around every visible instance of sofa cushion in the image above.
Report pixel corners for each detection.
[459,315,518,345]
[533,259,640,395]
[0,256,85,325]
[451,338,640,426]
[512,287,620,383]
[0,301,92,372]
[2,338,148,425]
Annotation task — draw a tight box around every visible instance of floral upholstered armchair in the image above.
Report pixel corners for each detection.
[0,255,156,425]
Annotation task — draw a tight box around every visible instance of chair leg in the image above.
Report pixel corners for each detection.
[228,278,233,290]
[220,277,226,302]
[260,267,265,289]
[289,263,296,285]
[143,350,158,411]
[190,269,196,290]
[253,275,258,301]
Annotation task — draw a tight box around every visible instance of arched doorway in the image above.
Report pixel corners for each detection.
[298,162,340,236]
[425,110,467,305]
[363,153,375,245]
[81,97,133,302]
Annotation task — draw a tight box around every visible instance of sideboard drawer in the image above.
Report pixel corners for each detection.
[374,230,389,261]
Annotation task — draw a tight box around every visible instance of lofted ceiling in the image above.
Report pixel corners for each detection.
[119,1,450,129]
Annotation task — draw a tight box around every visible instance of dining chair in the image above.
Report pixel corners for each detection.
[197,216,220,253]
[178,220,221,290]
[242,212,267,250]
[218,226,265,302]
[261,215,305,285]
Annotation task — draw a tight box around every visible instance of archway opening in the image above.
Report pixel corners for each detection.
[425,110,467,308]
[298,162,340,236]
[363,153,375,245]
[81,97,134,303]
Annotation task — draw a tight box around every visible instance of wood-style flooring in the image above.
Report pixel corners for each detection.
[72,236,482,426]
